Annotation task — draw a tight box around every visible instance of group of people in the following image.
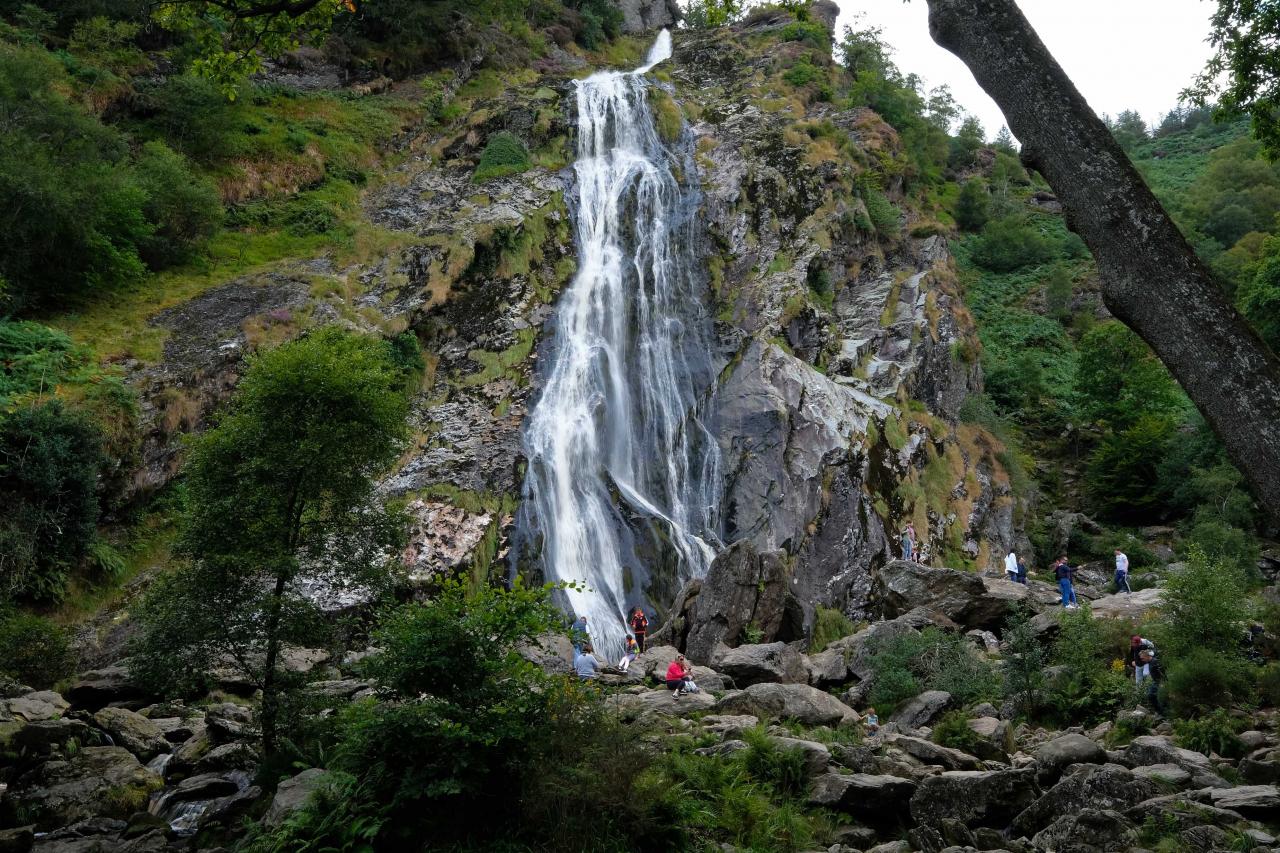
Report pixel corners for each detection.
[568,606,701,697]
[1000,547,1133,609]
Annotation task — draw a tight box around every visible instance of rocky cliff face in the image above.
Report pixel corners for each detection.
[113,17,1017,628]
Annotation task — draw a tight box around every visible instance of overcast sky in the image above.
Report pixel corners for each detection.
[833,0,1217,139]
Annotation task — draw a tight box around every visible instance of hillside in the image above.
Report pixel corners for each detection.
[3,1,1280,852]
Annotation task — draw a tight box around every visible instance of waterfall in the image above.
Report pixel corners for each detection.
[516,30,722,657]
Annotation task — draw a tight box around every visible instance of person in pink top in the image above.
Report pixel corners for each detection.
[664,654,699,697]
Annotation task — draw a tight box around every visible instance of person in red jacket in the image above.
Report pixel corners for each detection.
[629,606,649,652]
[664,654,699,697]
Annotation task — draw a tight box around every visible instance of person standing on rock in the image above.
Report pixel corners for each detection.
[1137,648,1165,714]
[1114,548,1131,594]
[1016,556,1028,585]
[1054,556,1078,609]
[629,606,649,653]
[1004,549,1019,582]
[903,523,916,562]
[665,654,699,697]
[570,614,590,654]
[618,635,639,672]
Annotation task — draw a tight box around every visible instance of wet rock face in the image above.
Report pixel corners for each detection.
[615,0,680,33]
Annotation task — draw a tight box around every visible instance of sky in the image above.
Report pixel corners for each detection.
[833,0,1218,140]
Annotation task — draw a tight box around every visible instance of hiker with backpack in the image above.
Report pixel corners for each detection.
[1129,636,1156,683]
[665,654,699,697]
[629,606,649,653]
[1137,648,1165,714]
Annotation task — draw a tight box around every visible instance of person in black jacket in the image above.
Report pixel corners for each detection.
[1137,649,1165,715]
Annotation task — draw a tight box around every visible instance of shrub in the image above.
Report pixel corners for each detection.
[1258,662,1280,708]
[0,610,76,688]
[867,627,1000,711]
[860,185,901,238]
[954,178,990,232]
[1048,607,1134,724]
[740,726,808,797]
[1155,547,1252,661]
[970,215,1057,272]
[810,607,856,654]
[932,710,982,754]
[1104,713,1154,747]
[0,401,105,602]
[1164,649,1255,718]
[1084,415,1176,521]
[1002,606,1047,717]
[473,132,530,182]
[133,141,222,267]
[782,59,823,88]
[780,20,828,49]
[1173,708,1245,757]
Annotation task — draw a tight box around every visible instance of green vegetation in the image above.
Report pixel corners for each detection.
[473,131,531,182]
[1047,606,1133,725]
[810,606,857,653]
[865,627,1000,711]
[0,609,76,688]
[130,328,412,756]
[932,710,983,753]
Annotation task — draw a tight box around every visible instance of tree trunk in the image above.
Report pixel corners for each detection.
[924,0,1280,523]
[259,570,289,759]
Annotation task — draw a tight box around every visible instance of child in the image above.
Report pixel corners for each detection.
[618,635,639,672]
[864,707,879,734]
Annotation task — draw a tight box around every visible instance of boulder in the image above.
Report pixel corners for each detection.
[518,633,573,676]
[809,616,922,687]
[699,715,759,739]
[883,734,983,771]
[1087,587,1164,620]
[632,645,680,681]
[1011,764,1160,836]
[771,737,830,776]
[807,772,916,819]
[1130,763,1193,788]
[1033,733,1107,782]
[715,683,859,727]
[712,642,808,686]
[10,720,101,758]
[193,741,260,774]
[616,0,679,34]
[1122,735,1228,788]
[65,667,142,711]
[694,739,750,758]
[966,716,1013,762]
[678,541,801,665]
[606,688,716,721]
[1,747,162,831]
[205,702,254,742]
[889,690,951,730]
[92,708,170,763]
[1240,758,1280,785]
[264,768,332,829]
[874,562,1028,630]
[7,693,69,723]
[1030,808,1137,853]
[278,647,329,674]
[1205,784,1280,817]
[0,827,33,853]
[909,767,1039,828]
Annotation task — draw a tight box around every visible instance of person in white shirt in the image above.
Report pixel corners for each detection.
[1114,548,1131,594]
[1004,550,1019,582]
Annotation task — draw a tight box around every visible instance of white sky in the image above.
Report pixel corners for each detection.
[833,0,1217,139]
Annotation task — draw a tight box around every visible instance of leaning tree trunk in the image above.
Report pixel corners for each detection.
[924,0,1280,524]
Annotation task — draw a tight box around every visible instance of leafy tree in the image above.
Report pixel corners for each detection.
[924,84,959,132]
[0,609,77,688]
[1187,0,1280,159]
[948,114,985,170]
[0,401,105,603]
[133,141,223,267]
[1238,242,1280,353]
[130,328,410,756]
[151,0,354,93]
[1107,109,1148,150]
[1156,546,1252,661]
[1043,266,1073,321]
[1002,606,1046,716]
[954,177,990,232]
[1084,415,1176,521]
[993,125,1016,154]
[1075,320,1185,429]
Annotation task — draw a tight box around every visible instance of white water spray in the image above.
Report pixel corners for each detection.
[517,30,722,657]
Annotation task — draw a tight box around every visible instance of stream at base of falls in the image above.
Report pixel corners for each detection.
[515,30,724,658]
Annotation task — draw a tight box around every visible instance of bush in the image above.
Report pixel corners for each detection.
[1048,607,1134,725]
[780,20,828,49]
[970,215,1057,272]
[1173,708,1245,757]
[133,141,222,267]
[0,610,76,688]
[867,627,1000,711]
[954,178,990,232]
[1164,649,1255,718]
[1084,415,1176,521]
[932,710,982,754]
[740,726,808,798]
[810,607,856,654]
[1002,606,1047,717]
[473,132,530,182]
[0,401,105,602]
[1155,547,1252,661]
[1259,662,1280,708]
[1104,713,1154,747]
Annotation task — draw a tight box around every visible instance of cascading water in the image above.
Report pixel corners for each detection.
[517,30,723,657]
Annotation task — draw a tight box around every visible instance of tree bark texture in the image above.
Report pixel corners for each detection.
[925,0,1280,523]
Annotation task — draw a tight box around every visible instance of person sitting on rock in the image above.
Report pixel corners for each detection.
[618,635,639,672]
[864,707,879,734]
[629,606,649,652]
[665,654,698,697]
[574,645,600,681]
